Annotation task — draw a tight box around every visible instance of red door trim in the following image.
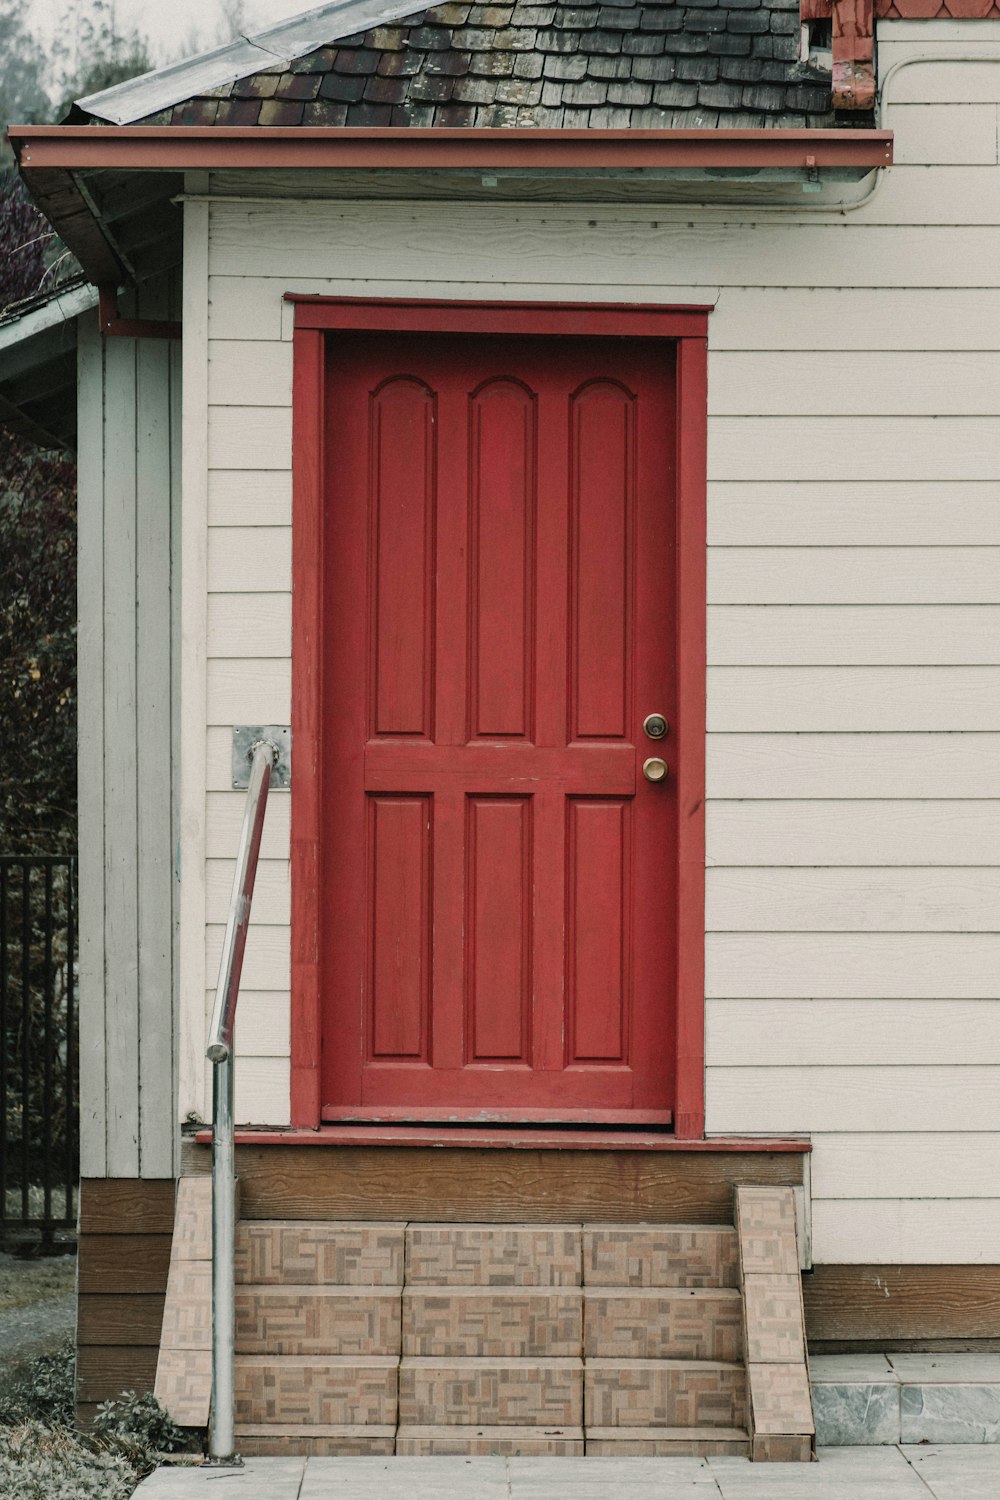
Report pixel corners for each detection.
[289,298,709,1139]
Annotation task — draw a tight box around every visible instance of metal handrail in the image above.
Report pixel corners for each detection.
[206,737,278,1465]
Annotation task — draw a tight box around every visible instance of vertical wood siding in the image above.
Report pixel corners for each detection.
[77,277,180,1179]
[191,28,1000,1261]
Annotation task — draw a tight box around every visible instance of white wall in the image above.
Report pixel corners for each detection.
[77,276,181,1179]
[186,26,1000,1260]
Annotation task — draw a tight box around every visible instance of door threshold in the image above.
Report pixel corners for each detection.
[191,1123,811,1152]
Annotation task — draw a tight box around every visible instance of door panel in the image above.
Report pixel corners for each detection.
[322,332,677,1121]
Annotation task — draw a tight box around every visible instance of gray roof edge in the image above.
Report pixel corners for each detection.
[77,0,433,124]
[0,282,98,359]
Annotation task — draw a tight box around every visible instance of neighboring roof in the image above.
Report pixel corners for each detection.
[0,276,97,450]
[75,0,835,133]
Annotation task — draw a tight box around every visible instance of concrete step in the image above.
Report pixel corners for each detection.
[583,1286,743,1361]
[585,1357,746,1430]
[398,1355,583,1427]
[405,1224,581,1286]
[395,1425,585,1456]
[234,1354,398,1425]
[236,1285,402,1356]
[583,1224,739,1288]
[586,1425,750,1457]
[402,1286,582,1357]
[235,1222,405,1286]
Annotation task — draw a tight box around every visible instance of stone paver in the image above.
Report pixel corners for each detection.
[135,1446,1000,1499]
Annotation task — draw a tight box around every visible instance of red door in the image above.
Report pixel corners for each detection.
[321,332,677,1122]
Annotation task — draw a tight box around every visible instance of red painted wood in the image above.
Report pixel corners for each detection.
[321,332,676,1118]
[468,798,532,1062]
[369,797,431,1059]
[196,1126,810,1152]
[289,327,325,1128]
[291,299,709,1134]
[673,333,708,1140]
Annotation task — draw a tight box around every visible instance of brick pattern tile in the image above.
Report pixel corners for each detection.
[236,1286,402,1356]
[735,1184,814,1457]
[736,1187,799,1276]
[399,1355,583,1425]
[236,1425,396,1456]
[583,1225,739,1287]
[586,1427,750,1457]
[154,1178,213,1427]
[585,1358,746,1429]
[742,1274,806,1364]
[396,1424,584,1454]
[748,1361,814,1436]
[159,1261,212,1350]
[235,1222,405,1285]
[752,1431,813,1461]
[403,1287,582,1357]
[171,1177,212,1260]
[406,1225,581,1285]
[235,1355,398,1425]
[584,1288,742,1361]
[154,1348,212,1427]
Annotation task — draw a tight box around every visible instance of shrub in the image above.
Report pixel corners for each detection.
[92,1390,185,1471]
[0,1337,75,1426]
[0,1422,135,1500]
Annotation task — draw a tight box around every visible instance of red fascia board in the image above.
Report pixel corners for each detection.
[288,296,713,338]
[11,124,893,172]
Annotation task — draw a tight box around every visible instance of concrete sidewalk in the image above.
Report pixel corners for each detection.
[136,1446,1000,1499]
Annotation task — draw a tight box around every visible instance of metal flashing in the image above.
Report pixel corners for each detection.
[75,0,456,124]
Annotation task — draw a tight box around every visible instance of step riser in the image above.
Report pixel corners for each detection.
[236,1289,401,1356]
[399,1360,583,1427]
[587,1434,750,1457]
[584,1291,742,1362]
[402,1289,582,1358]
[586,1363,747,1430]
[406,1226,581,1286]
[584,1226,739,1288]
[235,1360,397,1425]
[396,1427,585,1456]
[235,1223,404,1286]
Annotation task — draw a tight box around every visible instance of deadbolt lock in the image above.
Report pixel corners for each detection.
[642,757,669,784]
[643,713,668,740]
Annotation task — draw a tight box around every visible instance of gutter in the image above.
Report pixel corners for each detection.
[11,124,893,174]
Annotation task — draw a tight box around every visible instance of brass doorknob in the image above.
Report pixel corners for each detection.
[642,757,669,783]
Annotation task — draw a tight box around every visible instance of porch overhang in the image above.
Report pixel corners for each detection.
[9,123,893,289]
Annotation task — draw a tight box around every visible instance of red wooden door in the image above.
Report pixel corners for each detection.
[321,332,677,1122]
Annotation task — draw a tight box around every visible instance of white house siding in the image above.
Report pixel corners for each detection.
[186,24,1000,1260]
[77,275,181,1179]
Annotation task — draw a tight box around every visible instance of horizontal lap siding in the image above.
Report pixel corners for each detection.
[198,36,1000,1259]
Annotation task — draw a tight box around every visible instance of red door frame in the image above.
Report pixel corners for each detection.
[288,297,710,1139]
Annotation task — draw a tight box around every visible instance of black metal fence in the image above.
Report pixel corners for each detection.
[0,856,78,1237]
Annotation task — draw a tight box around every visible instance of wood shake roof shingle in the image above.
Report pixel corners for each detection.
[81,0,835,130]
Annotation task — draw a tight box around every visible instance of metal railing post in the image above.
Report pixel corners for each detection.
[206,737,278,1466]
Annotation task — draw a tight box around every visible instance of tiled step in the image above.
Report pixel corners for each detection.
[234,1354,398,1425]
[235,1424,395,1456]
[398,1355,583,1426]
[583,1286,742,1361]
[586,1425,750,1457]
[405,1224,581,1285]
[583,1224,739,1288]
[396,1425,585,1456]
[236,1284,402,1356]
[402,1285,582,1357]
[235,1221,405,1285]
[585,1357,746,1429]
